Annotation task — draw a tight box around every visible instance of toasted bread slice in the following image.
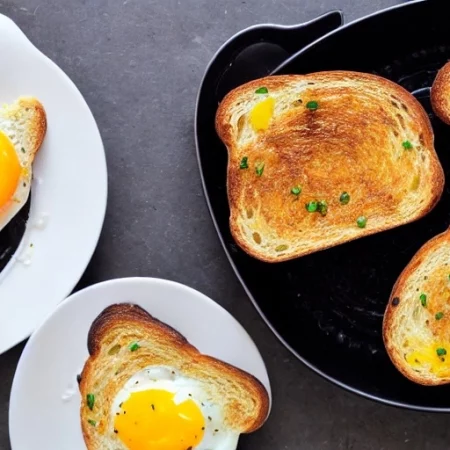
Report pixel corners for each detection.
[0,97,46,159]
[0,97,46,230]
[79,304,269,449]
[431,62,450,124]
[216,72,444,262]
[383,228,450,385]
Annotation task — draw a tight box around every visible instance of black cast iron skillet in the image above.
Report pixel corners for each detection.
[195,0,450,411]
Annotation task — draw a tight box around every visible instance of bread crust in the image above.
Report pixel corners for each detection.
[216,72,444,263]
[383,228,450,385]
[431,62,450,125]
[20,97,47,159]
[79,304,270,449]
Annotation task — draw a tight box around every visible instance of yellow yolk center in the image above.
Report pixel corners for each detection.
[250,97,274,131]
[0,131,20,211]
[114,389,205,450]
[406,343,450,377]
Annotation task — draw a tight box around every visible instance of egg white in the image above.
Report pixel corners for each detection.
[111,366,240,450]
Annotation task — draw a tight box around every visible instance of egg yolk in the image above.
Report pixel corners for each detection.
[250,97,275,131]
[406,343,450,377]
[114,389,205,450]
[0,131,20,211]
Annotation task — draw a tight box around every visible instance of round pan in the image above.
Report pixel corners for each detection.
[195,0,450,411]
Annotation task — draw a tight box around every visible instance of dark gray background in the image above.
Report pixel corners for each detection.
[1,0,448,449]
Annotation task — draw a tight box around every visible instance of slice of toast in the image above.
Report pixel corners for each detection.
[216,72,444,262]
[79,303,269,449]
[431,62,450,125]
[0,96,47,162]
[0,97,46,230]
[383,228,450,385]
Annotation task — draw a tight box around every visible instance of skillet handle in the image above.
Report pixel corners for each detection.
[206,10,343,102]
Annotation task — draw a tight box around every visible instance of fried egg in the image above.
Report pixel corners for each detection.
[111,366,240,450]
[0,97,46,232]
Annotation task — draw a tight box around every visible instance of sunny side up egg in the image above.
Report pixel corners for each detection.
[0,130,34,231]
[111,366,240,450]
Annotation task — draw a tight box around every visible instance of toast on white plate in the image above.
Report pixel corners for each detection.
[79,303,269,450]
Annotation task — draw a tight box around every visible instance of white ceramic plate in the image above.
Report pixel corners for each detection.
[0,14,107,353]
[9,277,272,450]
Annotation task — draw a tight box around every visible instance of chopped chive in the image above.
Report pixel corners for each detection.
[240,156,248,169]
[356,216,367,228]
[402,140,413,150]
[317,200,328,216]
[437,348,447,357]
[21,147,25,153]
[436,312,444,320]
[129,342,140,352]
[420,293,427,307]
[305,201,318,213]
[88,419,97,427]
[291,186,301,196]
[255,162,265,177]
[87,394,95,411]
[306,100,318,110]
[340,192,350,205]
[255,87,268,94]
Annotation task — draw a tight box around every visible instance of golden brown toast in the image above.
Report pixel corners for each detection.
[79,303,269,449]
[431,62,450,124]
[216,72,444,262]
[383,228,450,385]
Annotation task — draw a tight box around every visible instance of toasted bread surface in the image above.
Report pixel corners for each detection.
[216,72,444,262]
[431,62,450,125]
[79,304,269,449]
[0,96,46,229]
[383,228,450,385]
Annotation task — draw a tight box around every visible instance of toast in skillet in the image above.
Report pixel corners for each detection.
[383,228,450,385]
[431,61,450,124]
[79,304,269,449]
[216,72,444,262]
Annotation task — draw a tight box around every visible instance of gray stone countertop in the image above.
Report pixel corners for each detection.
[1,0,449,449]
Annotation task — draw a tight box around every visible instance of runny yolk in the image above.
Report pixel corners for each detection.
[114,389,205,450]
[0,131,20,212]
[406,343,450,377]
[250,97,275,131]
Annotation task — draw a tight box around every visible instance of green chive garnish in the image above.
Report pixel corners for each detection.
[129,342,140,352]
[291,186,301,196]
[255,162,265,177]
[437,348,447,357]
[306,100,318,110]
[255,87,268,94]
[21,147,25,153]
[306,201,318,213]
[402,140,413,150]
[340,192,350,205]
[420,293,427,307]
[436,312,444,320]
[88,419,97,426]
[87,394,95,411]
[356,216,367,228]
[240,156,248,169]
[317,200,328,216]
